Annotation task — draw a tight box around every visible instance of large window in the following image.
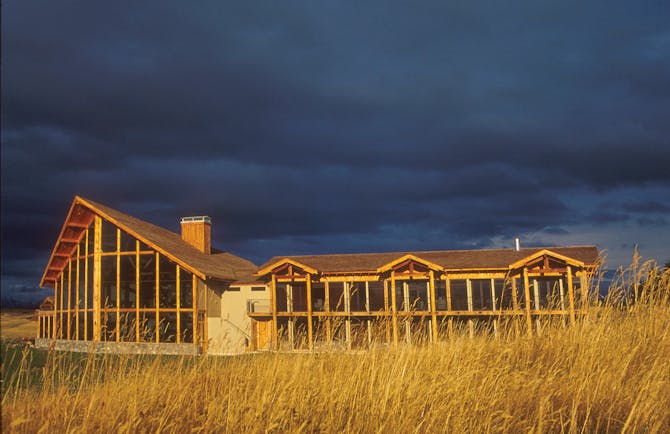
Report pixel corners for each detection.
[48,216,197,344]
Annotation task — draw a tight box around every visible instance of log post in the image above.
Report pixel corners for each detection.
[306,274,313,351]
[365,281,372,347]
[429,270,438,344]
[391,271,398,346]
[344,281,352,350]
[403,281,411,343]
[466,278,474,338]
[270,273,278,350]
[523,267,532,335]
[446,275,453,338]
[325,280,331,345]
[383,278,390,343]
[567,266,576,326]
[93,216,102,342]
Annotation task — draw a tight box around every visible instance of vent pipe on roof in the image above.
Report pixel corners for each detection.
[180,216,212,254]
[515,238,520,252]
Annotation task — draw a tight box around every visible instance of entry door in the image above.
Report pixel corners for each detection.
[253,320,271,350]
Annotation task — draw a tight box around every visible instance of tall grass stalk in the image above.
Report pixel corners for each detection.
[2,260,669,433]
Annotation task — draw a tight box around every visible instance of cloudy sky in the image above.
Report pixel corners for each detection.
[2,1,669,305]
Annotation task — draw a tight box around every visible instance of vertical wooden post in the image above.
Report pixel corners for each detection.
[391,271,398,346]
[306,274,313,351]
[192,274,198,348]
[324,280,331,345]
[93,216,102,342]
[533,278,541,335]
[445,275,453,338]
[511,276,520,336]
[523,268,532,335]
[270,273,277,350]
[135,240,140,342]
[344,281,352,350]
[67,260,72,339]
[466,279,474,338]
[155,252,160,343]
[559,278,566,311]
[84,229,89,341]
[491,278,498,337]
[567,266,576,326]
[176,265,181,344]
[54,281,59,339]
[75,245,80,340]
[365,281,372,347]
[116,229,121,342]
[403,281,410,343]
[429,270,438,344]
[383,279,390,343]
[287,283,294,350]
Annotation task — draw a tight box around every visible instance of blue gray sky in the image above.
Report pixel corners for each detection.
[2,1,669,306]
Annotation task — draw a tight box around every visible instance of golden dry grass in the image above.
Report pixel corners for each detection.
[2,259,669,433]
[0,310,37,340]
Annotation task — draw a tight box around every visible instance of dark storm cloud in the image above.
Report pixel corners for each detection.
[2,1,670,304]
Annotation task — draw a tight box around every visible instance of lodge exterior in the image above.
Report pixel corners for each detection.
[38,196,599,354]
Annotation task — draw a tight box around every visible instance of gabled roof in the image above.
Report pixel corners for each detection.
[256,246,599,277]
[40,196,257,287]
[508,249,585,270]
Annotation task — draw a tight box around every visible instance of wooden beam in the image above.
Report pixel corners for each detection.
[446,275,453,338]
[287,283,294,350]
[344,281,352,350]
[511,276,519,336]
[567,266,576,326]
[391,271,398,346]
[466,279,473,338]
[75,244,80,340]
[523,268,532,335]
[306,274,313,351]
[116,228,121,342]
[135,240,140,342]
[324,280,331,345]
[176,265,181,344]
[429,270,438,344]
[67,260,72,339]
[192,274,198,348]
[93,216,101,342]
[533,278,541,335]
[383,279,390,343]
[403,281,410,343]
[84,229,89,341]
[365,281,372,347]
[155,252,160,343]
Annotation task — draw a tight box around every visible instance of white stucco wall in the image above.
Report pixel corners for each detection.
[207,284,268,355]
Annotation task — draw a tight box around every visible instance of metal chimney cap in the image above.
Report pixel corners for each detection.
[180,216,212,224]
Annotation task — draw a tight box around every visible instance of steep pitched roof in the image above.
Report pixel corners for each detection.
[40,196,257,287]
[257,246,599,276]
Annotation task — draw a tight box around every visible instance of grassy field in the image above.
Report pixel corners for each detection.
[2,260,669,433]
[0,310,37,340]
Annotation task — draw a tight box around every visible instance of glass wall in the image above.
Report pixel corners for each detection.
[48,215,197,344]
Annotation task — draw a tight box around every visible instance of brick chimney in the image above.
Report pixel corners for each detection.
[180,216,211,254]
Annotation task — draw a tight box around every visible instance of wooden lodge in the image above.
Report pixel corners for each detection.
[38,196,599,354]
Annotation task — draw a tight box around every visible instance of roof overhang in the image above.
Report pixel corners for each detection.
[376,254,445,274]
[508,249,585,271]
[255,258,319,277]
[40,196,212,288]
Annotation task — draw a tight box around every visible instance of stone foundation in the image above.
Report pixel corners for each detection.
[35,338,200,355]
